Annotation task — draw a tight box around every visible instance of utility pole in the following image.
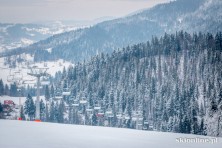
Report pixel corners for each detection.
[27,66,49,122]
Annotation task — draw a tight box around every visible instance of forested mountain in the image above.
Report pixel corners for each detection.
[37,31,222,137]
[0,23,51,52]
[3,0,222,63]
[0,22,78,52]
[0,18,116,53]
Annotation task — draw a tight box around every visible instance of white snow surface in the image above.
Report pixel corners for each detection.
[21,38,34,45]
[0,57,73,85]
[0,120,221,148]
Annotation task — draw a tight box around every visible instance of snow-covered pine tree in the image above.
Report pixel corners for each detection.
[58,100,65,123]
[0,102,3,119]
[20,105,26,120]
[40,99,46,121]
[24,94,35,120]
[0,79,4,96]
[44,85,50,102]
[49,101,55,122]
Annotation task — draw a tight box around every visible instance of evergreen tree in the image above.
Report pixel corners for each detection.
[10,83,18,97]
[49,101,55,122]
[4,84,10,96]
[199,118,206,135]
[20,105,26,120]
[24,94,35,120]
[92,113,98,126]
[0,79,4,96]
[54,101,59,122]
[50,85,55,99]
[45,85,50,101]
[182,115,191,134]
[45,104,49,122]
[40,99,46,121]
[58,100,65,123]
[190,93,199,134]
[0,102,3,119]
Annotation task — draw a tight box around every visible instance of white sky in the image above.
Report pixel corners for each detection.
[0,0,171,23]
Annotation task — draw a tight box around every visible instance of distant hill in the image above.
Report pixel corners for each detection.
[0,17,116,53]
[0,23,52,51]
[3,0,222,62]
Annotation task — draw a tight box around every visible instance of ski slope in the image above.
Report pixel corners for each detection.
[0,120,221,148]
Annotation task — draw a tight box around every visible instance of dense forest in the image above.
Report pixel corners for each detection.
[48,31,222,137]
[1,31,222,137]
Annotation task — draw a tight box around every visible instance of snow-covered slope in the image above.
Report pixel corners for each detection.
[0,120,221,148]
[0,23,63,52]
[0,56,73,85]
[0,22,83,52]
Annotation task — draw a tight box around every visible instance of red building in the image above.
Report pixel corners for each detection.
[4,100,15,107]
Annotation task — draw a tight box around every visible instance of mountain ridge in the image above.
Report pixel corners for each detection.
[2,0,222,63]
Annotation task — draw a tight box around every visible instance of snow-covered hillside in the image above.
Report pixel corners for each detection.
[0,22,84,52]
[5,0,222,62]
[0,17,116,53]
[0,55,73,85]
[0,120,221,148]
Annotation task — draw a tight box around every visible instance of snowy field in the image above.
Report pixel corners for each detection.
[0,56,74,85]
[0,120,221,148]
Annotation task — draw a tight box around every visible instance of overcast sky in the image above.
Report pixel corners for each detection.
[0,0,171,23]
